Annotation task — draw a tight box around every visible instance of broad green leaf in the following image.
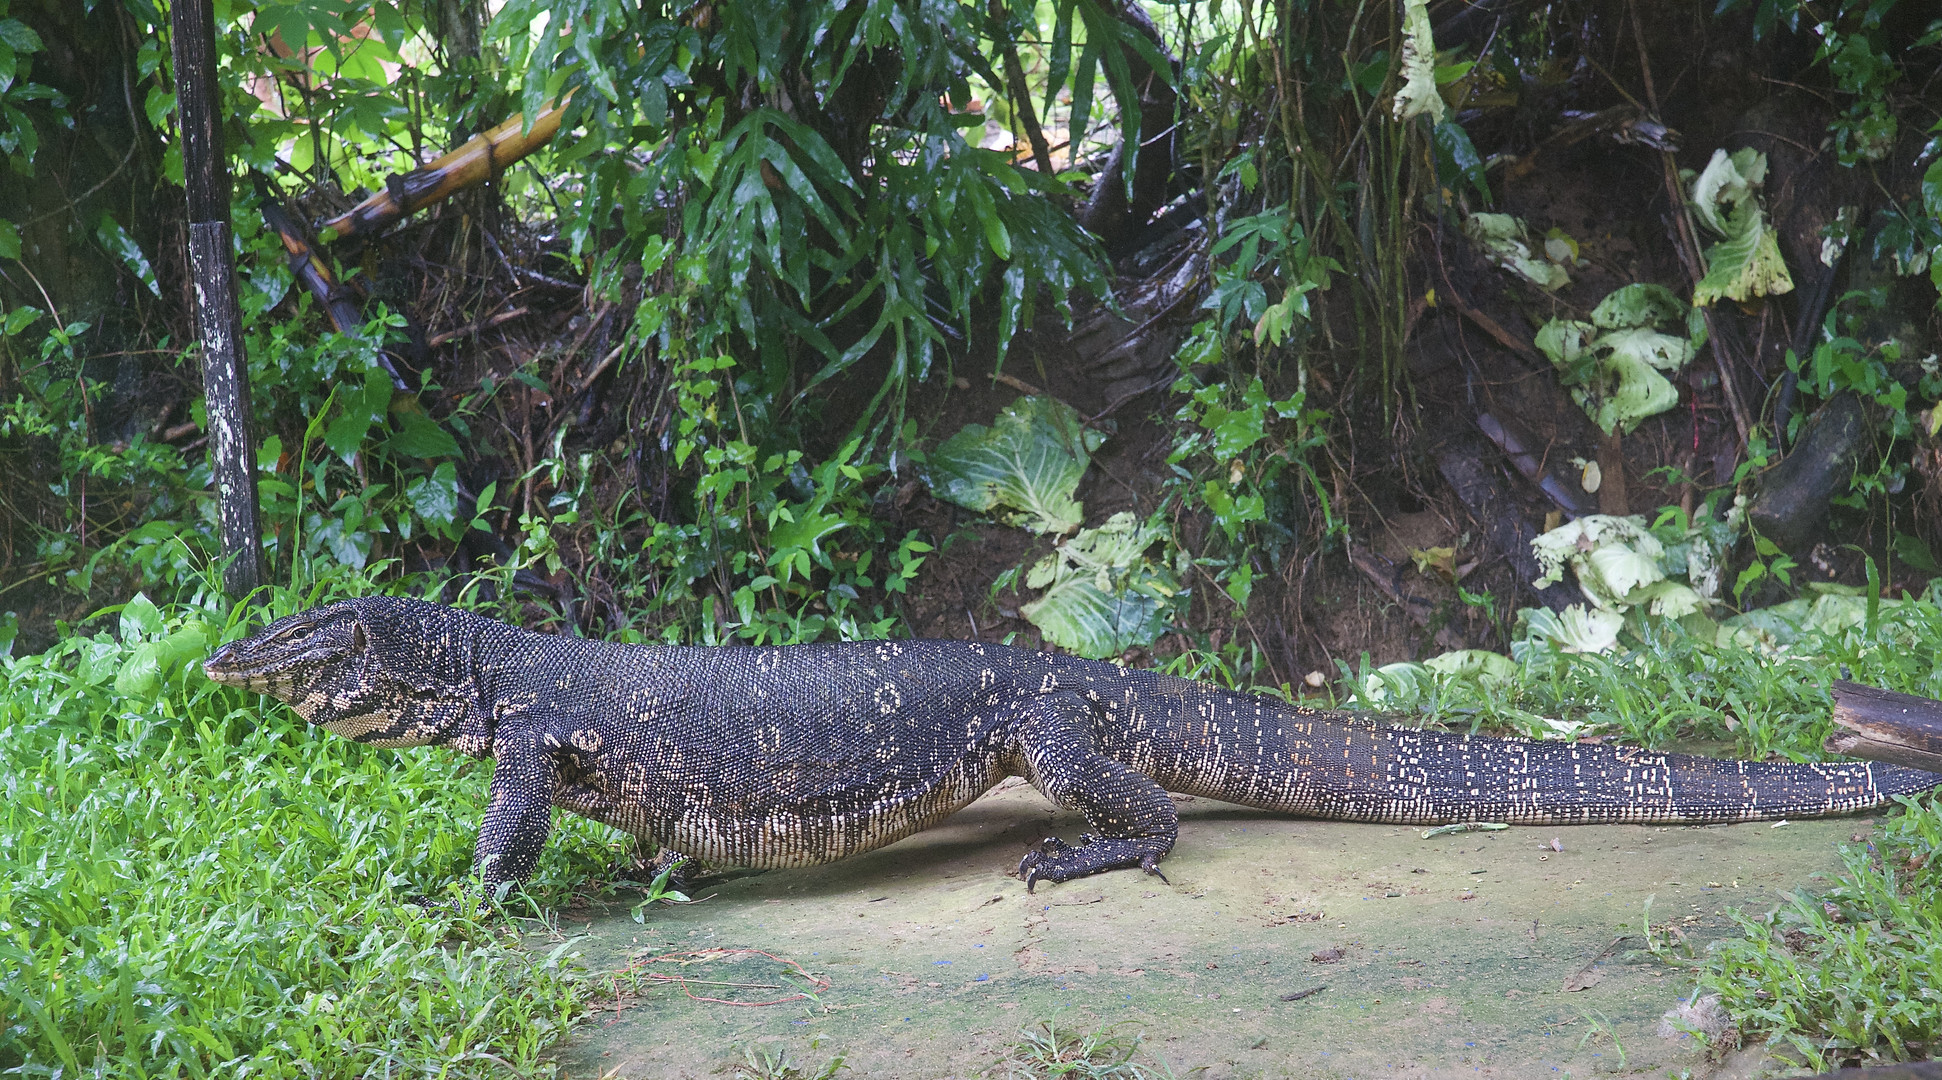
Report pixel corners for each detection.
[385,410,460,459]
[927,396,1107,536]
[1572,350,1677,435]
[94,213,159,296]
[1392,0,1445,122]
[406,462,460,527]
[768,508,847,561]
[1590,283,1687,330]
[118,592,164,641]
[0,218,18,261]
[115,620,213,698]
[1019,512,1174,658]
[324,410,373,466]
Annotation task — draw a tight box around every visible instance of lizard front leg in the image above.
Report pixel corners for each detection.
[1013,693,1177,891]
[477,736,560,896]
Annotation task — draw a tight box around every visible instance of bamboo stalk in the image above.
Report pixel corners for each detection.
[320,93,574,240]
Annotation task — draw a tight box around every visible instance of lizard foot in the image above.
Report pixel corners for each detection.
[1017,836,1172,893]
[619,848,696,895]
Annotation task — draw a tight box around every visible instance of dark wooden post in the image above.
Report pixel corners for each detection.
[172,0,263,598]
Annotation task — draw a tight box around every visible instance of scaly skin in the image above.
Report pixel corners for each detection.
[202,596,1942,892]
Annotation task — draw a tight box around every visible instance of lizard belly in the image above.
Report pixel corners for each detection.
[666,756,1010,868]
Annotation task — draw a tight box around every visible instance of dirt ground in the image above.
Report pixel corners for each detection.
[540,781,1868,1078]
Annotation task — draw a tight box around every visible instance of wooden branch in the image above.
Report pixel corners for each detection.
[1826,680,1942,774]
[989,0,1053,175]
[320,93,573,240]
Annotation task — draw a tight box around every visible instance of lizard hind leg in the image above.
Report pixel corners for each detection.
[1013,694,1177,893]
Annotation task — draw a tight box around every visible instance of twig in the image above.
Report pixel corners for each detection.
[993,371,1046,397]
[575,340,628,394]
[1346,544,1466,652]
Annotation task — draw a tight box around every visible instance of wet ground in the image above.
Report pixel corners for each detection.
[539,780,1864,1078]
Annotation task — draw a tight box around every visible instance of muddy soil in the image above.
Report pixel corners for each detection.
[543,781,1868,1078]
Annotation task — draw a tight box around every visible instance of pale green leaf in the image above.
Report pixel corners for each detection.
[927,396,1107,536]
[1422,649,1516,682]
[1694,201,1794,305]
[1572,351,1678,435]
[1597,326,1694,372]
[1590,283,1687,330]
[1019,512,1175,659]
[1463,213,1568,290]
[1392,0,1445,123]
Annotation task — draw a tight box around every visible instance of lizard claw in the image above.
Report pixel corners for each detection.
[1139,853,1170,885]
[1017,836,1071,891]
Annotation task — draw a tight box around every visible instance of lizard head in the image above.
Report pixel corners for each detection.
[203,596,483,748]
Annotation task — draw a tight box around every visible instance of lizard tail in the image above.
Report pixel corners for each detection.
[1353,728,1942,825]
[1145,706,1942,825]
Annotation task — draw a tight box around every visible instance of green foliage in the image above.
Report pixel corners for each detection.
[0,584,605,1077]
[1017,511,1180,659]
[928,396,1108,537]
[486,0,1111,439]
[1695,793,1942,1068]
[1006,1019,1170,1079]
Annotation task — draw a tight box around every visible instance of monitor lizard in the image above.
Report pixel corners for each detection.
[202,595,1942,893]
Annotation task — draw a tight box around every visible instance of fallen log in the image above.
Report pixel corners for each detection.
[1826,680,1942,774]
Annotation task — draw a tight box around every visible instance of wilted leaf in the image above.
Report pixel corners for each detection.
[1521,605,1624,654]
[1463,213,1569,291]
[1590,283,1687,330]
[1019,512,1174,658]
[1531,514,1667,611]
[1572,351,1678,435]
[928,396,1107,536]
[1392,0,1445,123]
[1542,285,1695,433]
[1689,147,1793,305]
[1422,649,1516,682]
[1360,661,1430,704]
[1693,200,1794,305]
[1597,326,1694,372]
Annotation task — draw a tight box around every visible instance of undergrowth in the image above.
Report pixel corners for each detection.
[1692,792,1942,1068]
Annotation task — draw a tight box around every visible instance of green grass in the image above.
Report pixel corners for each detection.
[1692,792,1942,1067]
[0,584,629,1078]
